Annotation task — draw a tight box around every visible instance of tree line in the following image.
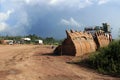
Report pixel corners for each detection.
[0,34,63,45]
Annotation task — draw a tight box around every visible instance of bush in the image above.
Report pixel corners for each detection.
[88,40,120,76]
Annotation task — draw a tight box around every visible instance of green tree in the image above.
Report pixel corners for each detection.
[118,28,120,38]
[44,37,55,44]
[26,34,42,41]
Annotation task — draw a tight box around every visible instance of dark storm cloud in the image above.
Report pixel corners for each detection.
[1,0,120,39]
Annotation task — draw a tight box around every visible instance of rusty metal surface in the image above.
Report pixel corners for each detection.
[95,31,110,48]
[54,29,111,56]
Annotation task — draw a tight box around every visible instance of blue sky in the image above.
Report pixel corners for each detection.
[0,0,120,39]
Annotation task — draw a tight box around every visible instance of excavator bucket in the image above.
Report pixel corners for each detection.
[54,30,97,56]
[94,31,110,48]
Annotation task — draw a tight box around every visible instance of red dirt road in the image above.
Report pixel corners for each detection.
[0,45,119,80]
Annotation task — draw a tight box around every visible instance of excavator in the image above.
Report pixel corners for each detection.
[54,23,112,56]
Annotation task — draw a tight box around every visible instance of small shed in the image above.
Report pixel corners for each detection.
[35,40,43,45]
[21,38,31,41]
[21,38,31,44]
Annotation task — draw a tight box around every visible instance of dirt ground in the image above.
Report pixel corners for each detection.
[0,45,119,80]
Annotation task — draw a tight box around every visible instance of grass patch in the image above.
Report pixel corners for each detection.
[87,40,120,77]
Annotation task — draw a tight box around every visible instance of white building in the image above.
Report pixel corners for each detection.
[35,40,43,44]
[21,38,31,41]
